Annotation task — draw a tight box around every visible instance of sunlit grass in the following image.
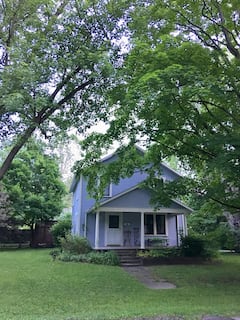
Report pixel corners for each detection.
[0,250,239,320]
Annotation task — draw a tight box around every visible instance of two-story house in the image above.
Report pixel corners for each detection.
[70,147,192,249]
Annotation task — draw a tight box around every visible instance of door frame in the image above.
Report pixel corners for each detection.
[105,212,123,246]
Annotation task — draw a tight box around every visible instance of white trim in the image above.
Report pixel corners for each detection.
[161,161,182,178]
[172,198,193,212]
[88,185,192,213]
[95,211,100,249]
[99,185,139,207]
[98,206,189,214]
[184,215,188,235]
[140,212,145,249]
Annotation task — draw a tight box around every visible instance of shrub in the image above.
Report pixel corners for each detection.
[138,247,181,258]
[49,248,61,260]
[85,251,120,265]
[180,235,216,258]
[206,225,236,250]
[58,251,120,266]
[180,235,204,257]
[50,214,72,246]
[60,234,92,255]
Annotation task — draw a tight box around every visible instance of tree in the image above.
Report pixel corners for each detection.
[76,0,240,212]
[0,0,125,180]
[50,213,72,246]
[2,140,66,244]
[0,184,12,227]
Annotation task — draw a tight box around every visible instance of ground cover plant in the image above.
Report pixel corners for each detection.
[51,234,120,266]
[0,249,239,320]
[138,235,217,261]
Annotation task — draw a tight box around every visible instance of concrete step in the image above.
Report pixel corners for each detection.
[113,249,142,266]
[121,262,143,267]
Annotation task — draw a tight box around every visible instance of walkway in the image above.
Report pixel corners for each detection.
[123,266,176,289]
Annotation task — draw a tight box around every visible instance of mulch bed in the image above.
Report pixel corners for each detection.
[141,256,212,265]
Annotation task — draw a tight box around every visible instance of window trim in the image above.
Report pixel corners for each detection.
[144,213,167,236]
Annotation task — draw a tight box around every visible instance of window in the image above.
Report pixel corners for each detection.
[144,214,154,234]
[103,184,112,197]
[144,214,166,235]
[156,214,166,234]
[109,215,119,228]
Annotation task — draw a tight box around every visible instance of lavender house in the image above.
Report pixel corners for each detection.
[71,148,192,249]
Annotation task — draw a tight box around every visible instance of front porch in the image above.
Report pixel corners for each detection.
[92,208,187,250]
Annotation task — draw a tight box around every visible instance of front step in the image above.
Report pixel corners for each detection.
[113,249,143,267]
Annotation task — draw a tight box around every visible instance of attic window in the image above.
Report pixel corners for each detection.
[103,183,112,197]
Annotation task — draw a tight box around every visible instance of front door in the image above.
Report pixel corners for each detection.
[106,213,123,246]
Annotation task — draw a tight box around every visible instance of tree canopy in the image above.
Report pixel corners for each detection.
[76,0,240,212]
[2,140,66,234]
[0,0,125,179]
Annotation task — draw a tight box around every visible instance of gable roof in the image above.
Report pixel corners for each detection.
[70,145,182,192]
[88,185,193,213]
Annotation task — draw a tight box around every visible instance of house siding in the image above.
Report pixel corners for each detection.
[111,170,148,197]
[71,148,191,249]
[71,179,82,235]
[167,215,178,246]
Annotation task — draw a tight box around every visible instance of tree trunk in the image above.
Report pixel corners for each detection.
[0,126,35,180]
[30,223,36,248]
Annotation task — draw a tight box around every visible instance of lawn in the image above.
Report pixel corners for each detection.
[0,249,239,320]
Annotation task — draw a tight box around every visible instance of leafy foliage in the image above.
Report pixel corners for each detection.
[50,214,72,246]
[188,199,238,250]
[138,247,181,258]
[0,183,13,227]
[180,235,216,259]
[0,0,126,179]
[60,234,92,255]
[56,233,120,265]
[2,140,66,234]
[57,250,120,266]
[137,237,217,259]
[77,0,240,213]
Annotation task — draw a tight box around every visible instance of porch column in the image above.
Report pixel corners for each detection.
[140,211,145,249]
[184,214,188,236]
[95,211,100,249]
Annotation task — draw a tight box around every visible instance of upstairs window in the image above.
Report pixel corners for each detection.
[103,183,112,197]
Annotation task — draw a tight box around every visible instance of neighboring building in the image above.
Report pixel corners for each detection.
[70,147,192,249]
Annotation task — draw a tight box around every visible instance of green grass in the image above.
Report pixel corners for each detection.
[0,250,239,320]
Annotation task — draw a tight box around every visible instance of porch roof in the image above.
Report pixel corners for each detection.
[88,185,193,214]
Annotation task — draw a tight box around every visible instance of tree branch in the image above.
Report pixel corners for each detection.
[0,126,36,180]
[189,99,240,125]
[40,78,94,123]
[215,2,240,59]
[210,196,240,211]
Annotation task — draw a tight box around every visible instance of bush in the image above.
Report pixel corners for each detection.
[60,234,92,255]
[206,225,236,250]
[58,251,120,266]
[85,251,120,265]
[50,214,72,246]
[49,249,61,260]
[138,247,181,258]
[180,235,216,259]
